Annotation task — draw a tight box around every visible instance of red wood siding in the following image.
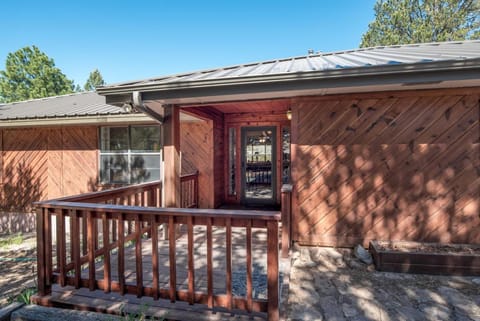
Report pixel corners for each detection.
[180,120,214,208]
[0,126,98,211]
[291,88,480,246]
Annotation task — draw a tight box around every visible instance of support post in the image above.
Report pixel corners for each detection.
[281,184,293,258]
[36,207,51,296]
[267,221,279,321]
[162,104,180,239]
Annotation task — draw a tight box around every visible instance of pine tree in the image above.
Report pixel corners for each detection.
[361,0,480,48]
[0,46,74,103]
[84,69,106,91]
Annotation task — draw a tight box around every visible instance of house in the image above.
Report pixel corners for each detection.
[32,41,480,320]
[97,40,480,247]
[0,92,158,212]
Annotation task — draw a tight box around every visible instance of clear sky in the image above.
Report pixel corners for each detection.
[0,0,377,87]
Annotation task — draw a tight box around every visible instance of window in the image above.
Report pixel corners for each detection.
[282,127,291,184]
[228,127,236,195]
[99,126,161,184]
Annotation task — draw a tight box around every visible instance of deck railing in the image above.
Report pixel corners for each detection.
[180,171,199,208]
[35,182,281,320]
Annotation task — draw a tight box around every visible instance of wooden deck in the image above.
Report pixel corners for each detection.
[34,225,281,320]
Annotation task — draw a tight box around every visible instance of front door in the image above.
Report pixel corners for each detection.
[241,127,276,205]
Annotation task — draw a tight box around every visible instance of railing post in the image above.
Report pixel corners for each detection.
[267,220,279,321]
[281,184,293,258]
[36,207,51,296]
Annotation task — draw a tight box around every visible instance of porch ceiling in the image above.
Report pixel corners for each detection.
[183,98,290,114]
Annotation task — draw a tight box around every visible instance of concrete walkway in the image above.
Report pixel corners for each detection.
[286,246,480,321]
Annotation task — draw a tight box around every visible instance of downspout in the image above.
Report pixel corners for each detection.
[131,91,164,124]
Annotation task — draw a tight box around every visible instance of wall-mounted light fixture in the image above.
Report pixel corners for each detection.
[286,108,292,120]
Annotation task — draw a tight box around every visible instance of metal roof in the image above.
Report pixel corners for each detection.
[0,91,128,121]
[98,40,480,93]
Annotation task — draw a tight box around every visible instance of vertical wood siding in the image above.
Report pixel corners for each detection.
[180,121,214,208]
[0,126,98,211]
[291,89,480,246]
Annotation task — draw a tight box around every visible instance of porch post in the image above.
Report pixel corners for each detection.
[281,184,293,258]
[162,105,181,238]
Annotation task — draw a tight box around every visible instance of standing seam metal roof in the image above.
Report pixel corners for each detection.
[99,40,480,91]
[0,92,129,120]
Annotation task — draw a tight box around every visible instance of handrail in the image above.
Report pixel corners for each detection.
[49,180,162,204]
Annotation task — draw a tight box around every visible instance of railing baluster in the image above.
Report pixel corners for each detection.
[87,211,96,291]
[71,210,81,289]
[187,216,195,305]
[81,215,87,256]
[169,216,176,302]
[118,213,125,295]
[57,209,66,287]
[45,209,52,293]
[267,221,279,321]
[206,217,213,309]
[69,212,74,264]
[226,217,232,311]
[151,216,159,300]
[135,214,143,298]
[112,218,117,243]
[102,213,111,293]
[246,219,253,312]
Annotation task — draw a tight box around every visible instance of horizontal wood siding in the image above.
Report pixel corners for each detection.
[0,126,98,210]
[180,121,214,208]
[291,89,480,246]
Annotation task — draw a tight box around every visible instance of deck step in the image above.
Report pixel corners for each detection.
[11,305,122,321]
[32,289,267,321]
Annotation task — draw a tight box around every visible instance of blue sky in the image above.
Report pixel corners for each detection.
[0,0,377,87]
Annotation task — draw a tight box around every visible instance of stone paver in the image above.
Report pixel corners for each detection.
[286,245,480,321]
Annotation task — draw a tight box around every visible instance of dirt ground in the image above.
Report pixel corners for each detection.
[0,232,37,307]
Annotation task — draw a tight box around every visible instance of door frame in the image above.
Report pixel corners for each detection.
[240,126,277,206]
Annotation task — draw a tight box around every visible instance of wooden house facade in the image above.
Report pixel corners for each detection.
[0,92,199,213]
[98,41,480,247]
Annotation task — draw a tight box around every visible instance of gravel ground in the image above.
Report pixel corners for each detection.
[0,232,37,307]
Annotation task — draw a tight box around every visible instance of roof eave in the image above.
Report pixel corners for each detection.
[0,113,156,128]
[97,59,480,97]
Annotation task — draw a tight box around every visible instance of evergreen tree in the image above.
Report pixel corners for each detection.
[84,69,105,91]
[361,0,480,47]
[0,46,74,103]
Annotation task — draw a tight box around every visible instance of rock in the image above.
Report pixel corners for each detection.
[354,244,373,265]
[473,278,480,285]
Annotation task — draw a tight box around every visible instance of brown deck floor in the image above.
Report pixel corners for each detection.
[40,225,283,320]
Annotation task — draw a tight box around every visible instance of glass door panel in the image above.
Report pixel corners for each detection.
[242,127,276,204]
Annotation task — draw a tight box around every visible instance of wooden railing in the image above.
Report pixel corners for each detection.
[35,183,281,320]
[180,171,199,208]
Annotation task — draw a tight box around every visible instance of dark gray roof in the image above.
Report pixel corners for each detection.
[0,92,128,120]
[99,40,480,93]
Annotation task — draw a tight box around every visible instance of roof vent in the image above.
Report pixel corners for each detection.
[308,49,314,55]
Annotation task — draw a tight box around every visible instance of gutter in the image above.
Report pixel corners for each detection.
[96,59,480,96]
[0,113,155,128]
